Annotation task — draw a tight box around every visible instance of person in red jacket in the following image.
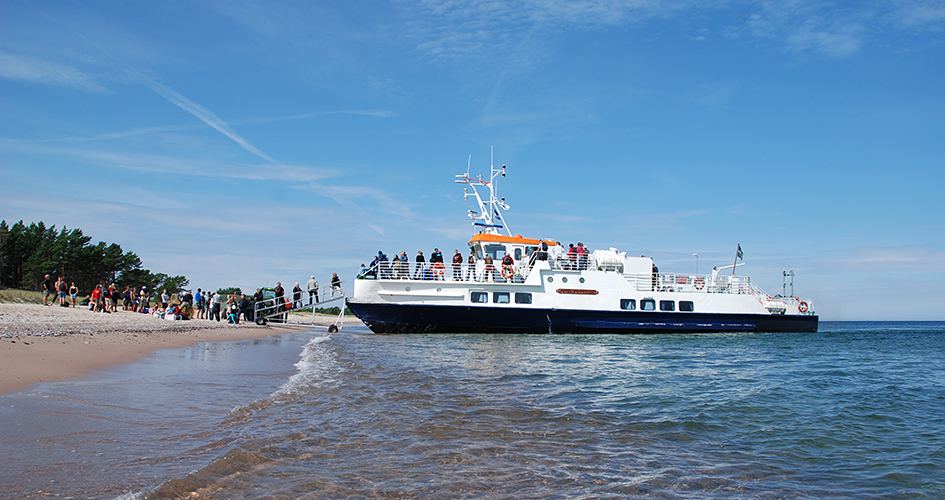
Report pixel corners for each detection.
[452,249,463,281]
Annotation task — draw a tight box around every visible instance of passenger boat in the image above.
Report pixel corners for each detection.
[346,160,818,334]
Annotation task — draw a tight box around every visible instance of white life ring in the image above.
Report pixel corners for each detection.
[693,277,705,290]
[798,301,809,313]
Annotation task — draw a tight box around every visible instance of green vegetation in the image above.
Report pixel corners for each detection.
[217,287,242,296]
[0,220,188,295]
[0,288,43,304]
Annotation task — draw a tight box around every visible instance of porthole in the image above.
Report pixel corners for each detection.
[436,287,442,292]
[562,277,568,283]
[405,286,411,292]
[579,277,585,284]
[547,277,554,283]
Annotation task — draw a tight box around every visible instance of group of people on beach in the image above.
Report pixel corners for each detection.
[42,274,78,307]
[38,271,346,325]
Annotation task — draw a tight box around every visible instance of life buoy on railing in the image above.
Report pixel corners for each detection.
[798,301,809,313]
[693,277,705,290]
[432,262,445,276]
[501,265,514,279]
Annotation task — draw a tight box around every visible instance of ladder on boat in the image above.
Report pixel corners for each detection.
[253,281,346,332]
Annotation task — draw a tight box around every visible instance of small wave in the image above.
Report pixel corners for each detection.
[111,492,145,500]
[226,335,336,423]
[271,335,334,399]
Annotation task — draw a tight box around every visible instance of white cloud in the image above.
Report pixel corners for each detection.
[0,51,108,92]
[784,19,865,58]
[895,0,945,28]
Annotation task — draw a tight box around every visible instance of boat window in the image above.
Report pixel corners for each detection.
[470,292,488,303]
[660,300,675,311]
[472,244,484,260]
[484,244,507,261]
[620,299,636,310]
[493,292,510,304]
[514,247,522,260]
[641,299,656,311]
[680,301,694,312]
[514,292,532,304]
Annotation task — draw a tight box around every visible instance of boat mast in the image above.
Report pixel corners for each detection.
[454,151,512,237]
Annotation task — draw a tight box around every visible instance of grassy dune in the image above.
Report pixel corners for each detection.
[0,289,44,304]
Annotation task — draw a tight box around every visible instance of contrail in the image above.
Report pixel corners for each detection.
[142,79,277,164]
[31,9,277,164]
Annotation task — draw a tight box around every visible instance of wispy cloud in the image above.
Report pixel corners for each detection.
[832,245,945,273]
[895,0,945,28]
[138,78,277,164]
[236,109,397,125]
[404,1,944,62]
[0,51,108,92]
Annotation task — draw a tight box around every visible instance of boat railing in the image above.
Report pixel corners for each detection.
[358,260,771,298]
[620,272,757,295]
[358,260,539,283]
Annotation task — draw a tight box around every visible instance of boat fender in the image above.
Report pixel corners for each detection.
[798,301,809,313]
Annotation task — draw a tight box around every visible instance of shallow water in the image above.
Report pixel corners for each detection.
[2,322,944,498]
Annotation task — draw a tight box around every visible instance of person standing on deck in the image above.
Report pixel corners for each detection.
[501,253,515,282]
[307,276,318,305]
[331,273,341,297]
[452,249,463,281]
[293,283,303,309]
[414,251,425,280]
[274,282,285,312]
[466,249,476,281]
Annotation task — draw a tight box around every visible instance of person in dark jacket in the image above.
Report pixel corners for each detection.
[293,283,302,308]
[239,294,253,322]
[414,251,425,279]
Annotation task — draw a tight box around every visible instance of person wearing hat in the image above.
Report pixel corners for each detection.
[307,275,318,305]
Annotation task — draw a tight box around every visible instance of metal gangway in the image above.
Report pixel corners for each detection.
[253,281,346,331]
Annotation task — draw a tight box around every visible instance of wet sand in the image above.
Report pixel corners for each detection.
[0,303,357,395]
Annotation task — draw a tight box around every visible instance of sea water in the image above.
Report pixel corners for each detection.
[1,322,944,499]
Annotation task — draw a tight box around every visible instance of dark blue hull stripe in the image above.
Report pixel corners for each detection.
[346,301,819,334]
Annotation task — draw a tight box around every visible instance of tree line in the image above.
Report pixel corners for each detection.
[0,220,188,295]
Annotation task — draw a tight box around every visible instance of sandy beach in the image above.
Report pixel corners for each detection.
[0,303,358,395]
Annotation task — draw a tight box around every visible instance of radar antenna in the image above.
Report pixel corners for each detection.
[454,150,512,236]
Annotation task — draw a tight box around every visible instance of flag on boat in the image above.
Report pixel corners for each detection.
[736,244,744,260]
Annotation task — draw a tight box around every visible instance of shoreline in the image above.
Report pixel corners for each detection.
[0,303,360,395]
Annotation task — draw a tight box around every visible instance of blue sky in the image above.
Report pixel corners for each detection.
[2,0,943,320]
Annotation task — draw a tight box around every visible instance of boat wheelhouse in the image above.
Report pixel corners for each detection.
[346,159,818,334]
